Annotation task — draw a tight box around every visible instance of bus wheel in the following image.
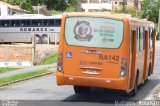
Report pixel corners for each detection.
[145,66,151,83]
[130,73,138,97]
[73,86,91,94]
[148,64,151,76]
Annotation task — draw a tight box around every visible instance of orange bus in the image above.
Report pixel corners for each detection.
[56,12,155,96]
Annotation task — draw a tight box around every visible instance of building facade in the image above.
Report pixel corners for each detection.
[0,1,28,16]
[112,0,142,11]
[81,0,113,12]
[81,0,142,12]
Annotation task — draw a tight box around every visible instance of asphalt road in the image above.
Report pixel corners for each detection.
[0,42,160,106]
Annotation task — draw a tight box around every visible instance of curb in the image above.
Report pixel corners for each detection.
[0,71,54,87]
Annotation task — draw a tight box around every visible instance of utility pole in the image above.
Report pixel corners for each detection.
[77,0,81,12]
[32,33,36,66]
[134,0,139,16]
[123,0,126,13]
[38,4,40,14]
[158,8,160,40]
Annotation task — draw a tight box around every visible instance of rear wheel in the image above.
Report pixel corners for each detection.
[145,65,151,83]
[73,86,91,94]
[130,73,138,97]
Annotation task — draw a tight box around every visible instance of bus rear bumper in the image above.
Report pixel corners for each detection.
[56,72,128,91]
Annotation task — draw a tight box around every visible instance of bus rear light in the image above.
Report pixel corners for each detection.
[119,56,127,77]
[120,66,126,71]
[57,53,63,72]
[58,61,62,66]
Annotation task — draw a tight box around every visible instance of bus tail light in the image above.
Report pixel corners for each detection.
[119,56,127,77]
[57,52,63,72]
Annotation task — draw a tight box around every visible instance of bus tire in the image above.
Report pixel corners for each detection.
[145,65,151,83]
[148,64,151,76]
[73,86,91,94]
[130,73,138,97]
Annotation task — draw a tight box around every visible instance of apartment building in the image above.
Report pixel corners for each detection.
[81,0,113,12]
[81,0,142,12]
[0,1,28,16]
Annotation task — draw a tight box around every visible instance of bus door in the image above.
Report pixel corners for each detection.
[148,28,154,74]
[143,28,149,80]
[129,27,137,90]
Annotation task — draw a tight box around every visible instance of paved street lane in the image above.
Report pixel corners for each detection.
[0,42,160,106]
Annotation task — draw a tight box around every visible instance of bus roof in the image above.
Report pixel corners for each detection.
[63,12,155,28]
[0,14,62,20]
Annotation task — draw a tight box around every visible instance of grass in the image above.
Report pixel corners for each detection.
[42,53,58,65]
[0,69,52,85]
[0,68,20,74]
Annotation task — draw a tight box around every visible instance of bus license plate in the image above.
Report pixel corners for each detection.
[85,69,97,74]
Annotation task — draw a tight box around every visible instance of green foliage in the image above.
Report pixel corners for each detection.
[113,6,137,17]
[45,0,67,11]
[21,0,33,12]
[7,0,33,12]
[141,0,160,23]
[49,9,62,14]
[0,69,49,85]
[31,0,45,6]
[5,0,77,12]
[42,53,58,65]
[66,0,78,12]
[0,68,20,74]
[125,7,137,17]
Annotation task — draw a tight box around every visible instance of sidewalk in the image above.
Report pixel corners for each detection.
[0,63,57,78]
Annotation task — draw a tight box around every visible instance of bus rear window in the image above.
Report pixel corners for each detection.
[65,17,123,48]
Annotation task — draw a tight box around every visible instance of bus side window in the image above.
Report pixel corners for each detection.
[21,20,30,27]
[55,19,61,26]
[143,27,145,50]
[136,27,139,52]
[130,27,134,54]
[43,20,49,26]
[149,28,153,48]
[43,19,54,26]
[11,20,20,27]
[37,20,42,26]
[1,20,10,27]
[49,19,54,26]
[139,27,144,51]
[31,20,37,27]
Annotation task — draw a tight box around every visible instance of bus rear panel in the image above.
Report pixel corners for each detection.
[57,14,129,91]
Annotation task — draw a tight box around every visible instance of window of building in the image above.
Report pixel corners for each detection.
[81,0,88,3]
[101,0,110,3]
[90,0,99,3]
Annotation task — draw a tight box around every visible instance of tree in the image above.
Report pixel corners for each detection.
[7,0,33,12]
[31,0,45,6]
[141,0,160,23]
[45,0,67,11]
[66,0,78,12]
